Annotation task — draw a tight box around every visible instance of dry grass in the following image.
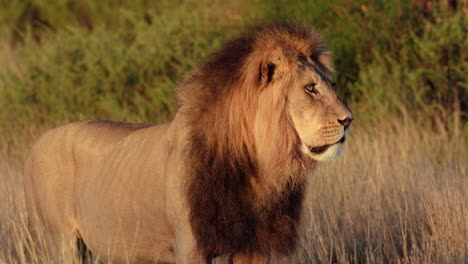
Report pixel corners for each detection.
[0,118,467,263]
[291,118,468,263]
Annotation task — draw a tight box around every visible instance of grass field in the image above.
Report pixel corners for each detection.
[0,0,466,263]
[1,120,466,263]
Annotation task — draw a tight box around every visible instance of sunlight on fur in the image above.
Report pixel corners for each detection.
[21,24,354,263]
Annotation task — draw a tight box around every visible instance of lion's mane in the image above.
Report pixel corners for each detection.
[177,24,330,258]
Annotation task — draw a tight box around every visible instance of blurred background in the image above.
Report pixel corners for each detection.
[0,0,466,133]
[0,0,466,263]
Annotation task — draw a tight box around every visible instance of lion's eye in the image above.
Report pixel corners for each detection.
[331,82,336,87]
[305,83,318,95]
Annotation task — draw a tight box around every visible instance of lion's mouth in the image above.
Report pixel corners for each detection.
[308,136,346,154]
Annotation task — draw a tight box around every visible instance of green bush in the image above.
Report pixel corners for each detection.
[0,0,466,137]
[0,0,236,134]
[350,7,467,129]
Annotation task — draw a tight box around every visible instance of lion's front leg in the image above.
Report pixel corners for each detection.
[174,235,208,264]
[231,253,269,264]
[174,224,209,264]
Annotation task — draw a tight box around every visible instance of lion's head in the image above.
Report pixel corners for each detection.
[179,24,353,181]
[282,50,353,162]
[178,24,353,258]
[250,25,353,163]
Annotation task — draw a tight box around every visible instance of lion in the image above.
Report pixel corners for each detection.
[23,24,353,263]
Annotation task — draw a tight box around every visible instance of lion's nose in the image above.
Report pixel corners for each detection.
[338,117,353,129]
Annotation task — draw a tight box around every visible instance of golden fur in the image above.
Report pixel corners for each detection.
[24,24,352,263]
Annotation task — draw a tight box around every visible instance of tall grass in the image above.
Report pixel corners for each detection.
[293,120,467,263]
[1,120,466,263]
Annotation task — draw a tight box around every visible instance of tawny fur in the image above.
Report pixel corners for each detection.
[24,24,352,263]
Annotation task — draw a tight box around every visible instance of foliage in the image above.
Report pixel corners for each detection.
[0,0,237,135]
[0,0,466,135]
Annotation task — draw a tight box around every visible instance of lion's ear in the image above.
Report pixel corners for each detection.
[260,61,278,86]
[259,48,287,86]
[264,63,276,84]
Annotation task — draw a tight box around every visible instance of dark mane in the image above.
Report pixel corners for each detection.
[180,24,327,260]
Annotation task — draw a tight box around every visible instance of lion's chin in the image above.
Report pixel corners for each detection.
[303,136,346,161]
[310,143,344,161]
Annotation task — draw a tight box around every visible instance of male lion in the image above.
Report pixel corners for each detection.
[24,24,353,263]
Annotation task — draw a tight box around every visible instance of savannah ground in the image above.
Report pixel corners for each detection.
[0,1,467,263]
